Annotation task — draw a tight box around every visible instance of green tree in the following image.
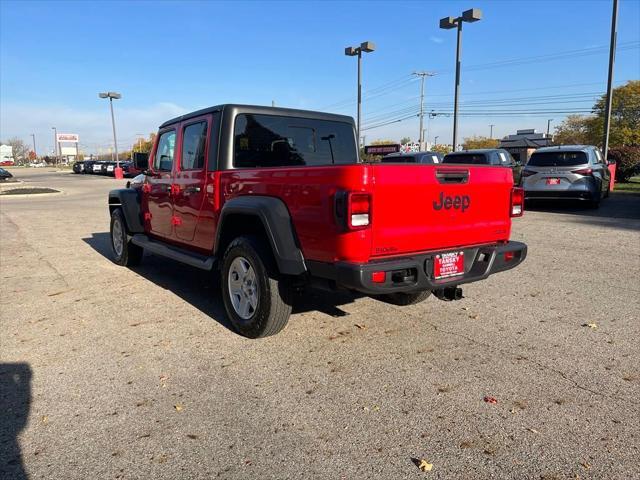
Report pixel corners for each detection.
[553,80,640,147]
[371,139,396,145]
[399,137,411,145]
[431,143,452,155]
[461,135,499,150]
[132,133,156,153]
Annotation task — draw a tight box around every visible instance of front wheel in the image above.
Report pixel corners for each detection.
[221,236,293,338]
[110,208,143,266]
[376,290,431,306]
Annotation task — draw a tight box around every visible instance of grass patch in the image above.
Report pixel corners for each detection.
[615,176,640,194]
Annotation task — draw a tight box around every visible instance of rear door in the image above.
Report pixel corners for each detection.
[146,128,177,239]
[369,164,513,257]
[172,116,210,243]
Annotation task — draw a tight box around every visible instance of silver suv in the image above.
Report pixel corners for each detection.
[522,145,611,208]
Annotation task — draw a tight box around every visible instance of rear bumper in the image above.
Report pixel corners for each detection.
[524,190,595,200]
[307,241,527,295]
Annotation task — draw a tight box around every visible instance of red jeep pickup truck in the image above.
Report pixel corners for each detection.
[108,104,526,338]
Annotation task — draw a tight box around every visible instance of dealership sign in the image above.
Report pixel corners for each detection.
[364,144,401,155]
[57,133,79,143]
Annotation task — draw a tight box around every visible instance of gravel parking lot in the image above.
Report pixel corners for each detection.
[1,168,639,480]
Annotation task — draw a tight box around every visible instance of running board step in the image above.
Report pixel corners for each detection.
[131,234,215,270]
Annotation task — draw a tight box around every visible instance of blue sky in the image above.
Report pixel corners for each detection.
[1,0,639,154]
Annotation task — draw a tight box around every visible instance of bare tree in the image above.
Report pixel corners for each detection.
[2,137,30,165]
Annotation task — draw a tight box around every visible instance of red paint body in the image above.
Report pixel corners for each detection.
[142,113,516,264]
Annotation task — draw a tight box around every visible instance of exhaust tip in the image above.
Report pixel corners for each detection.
[433,286,464,301]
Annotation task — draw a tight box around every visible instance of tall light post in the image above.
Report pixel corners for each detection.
[603,0,619,162]
[413,71,435,150]
[434,135,439,146]
[489,124,495,139]
[345,41,376,145]
[99,91,123,179]
[51,127,58,165]
[546,118,554,138]
[30,134,37,159]
[439,8,482,151]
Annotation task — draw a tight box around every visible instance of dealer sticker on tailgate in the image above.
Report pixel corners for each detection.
[434,251,465,279]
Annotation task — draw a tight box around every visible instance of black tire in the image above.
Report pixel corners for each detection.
[589,189,602,209]
[376,290,431,306]
[110,208,143,267]
[221,235,293,338]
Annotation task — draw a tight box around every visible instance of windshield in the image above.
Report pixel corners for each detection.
[528,151,588,167]
[442,153,489,165]
[381,155,416,163]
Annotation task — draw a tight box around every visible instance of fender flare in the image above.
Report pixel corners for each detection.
[215,196,306,275]
[108,188,144,234]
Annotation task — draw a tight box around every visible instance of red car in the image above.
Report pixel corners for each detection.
[108,104,526,338]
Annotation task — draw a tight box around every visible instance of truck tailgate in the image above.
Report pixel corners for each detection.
[370,164,514,257]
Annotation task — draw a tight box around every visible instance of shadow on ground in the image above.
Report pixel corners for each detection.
[0,363,31,480]
[83,233,362,334]
[526,192,640,230]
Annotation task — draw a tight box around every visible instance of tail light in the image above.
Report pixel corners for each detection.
[521,169,536,177]
[335,191,372,230]
[348,192,371,229]
[572,168,593,176]
[511,187,524,217]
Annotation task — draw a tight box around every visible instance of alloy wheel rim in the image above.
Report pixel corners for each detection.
[228,256,258,320]
[112,218,124,257]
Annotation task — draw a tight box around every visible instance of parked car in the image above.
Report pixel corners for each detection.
[72,161,86,173]
[121,161,141,177]
[101,161,117,175]
[82,160,97,173]
[381,151,443,164]
[0,167,13,181]
[442,149,523,185]
[107,104,526,338]
[90,161,105,174]
[521,145,611,208]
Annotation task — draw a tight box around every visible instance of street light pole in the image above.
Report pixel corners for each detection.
[434,135,439,146]
[440,8,482,151]
[345,41,375,144]
[489,124,495,139]
[51,127,58,165]
[30,134,37,158]
[546,118,554,138]
[99,91,123,179]
[602,0,618,161]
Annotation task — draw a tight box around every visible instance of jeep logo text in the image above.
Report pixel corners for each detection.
[433,192,470,212]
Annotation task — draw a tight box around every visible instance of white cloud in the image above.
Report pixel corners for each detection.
[429,36,444,44]
[0,102,188,153]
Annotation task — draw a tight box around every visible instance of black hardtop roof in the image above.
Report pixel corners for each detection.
[159,104,354,129]
[446,148,507,155]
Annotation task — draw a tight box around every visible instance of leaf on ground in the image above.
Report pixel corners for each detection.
[461,307,469,311]
[40,415,49,424]
[418,459,433,472]
[525,427,540,434]
[483,396,498,404]
[469,314,479,319]
[354,324,366,330]
[174,403,183,412]
[582,323,598,329]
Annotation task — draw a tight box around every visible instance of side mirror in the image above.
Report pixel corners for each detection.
[133,152,149,171]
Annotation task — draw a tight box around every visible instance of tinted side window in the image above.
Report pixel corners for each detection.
[181,121,207,170]
[233,114,357,168]
[153,130,176,172]
[442,154,489,165]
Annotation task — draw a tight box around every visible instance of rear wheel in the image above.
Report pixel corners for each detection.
[110,208,143,266]
[221,236,293,338]
[589,189,602,209]
[376,290,431,306]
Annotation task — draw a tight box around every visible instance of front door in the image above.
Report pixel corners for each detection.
[173,117,210,243]
[146,129,176,239]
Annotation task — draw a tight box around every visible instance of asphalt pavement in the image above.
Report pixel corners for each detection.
[1,168,639,480]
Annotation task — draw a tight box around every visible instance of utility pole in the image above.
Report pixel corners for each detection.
[546,119,554,138]
[489,124,495,139]
[51,127,58,165]
[413,71,435,150]
[602,0,618,161]
[30,134,37,158]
